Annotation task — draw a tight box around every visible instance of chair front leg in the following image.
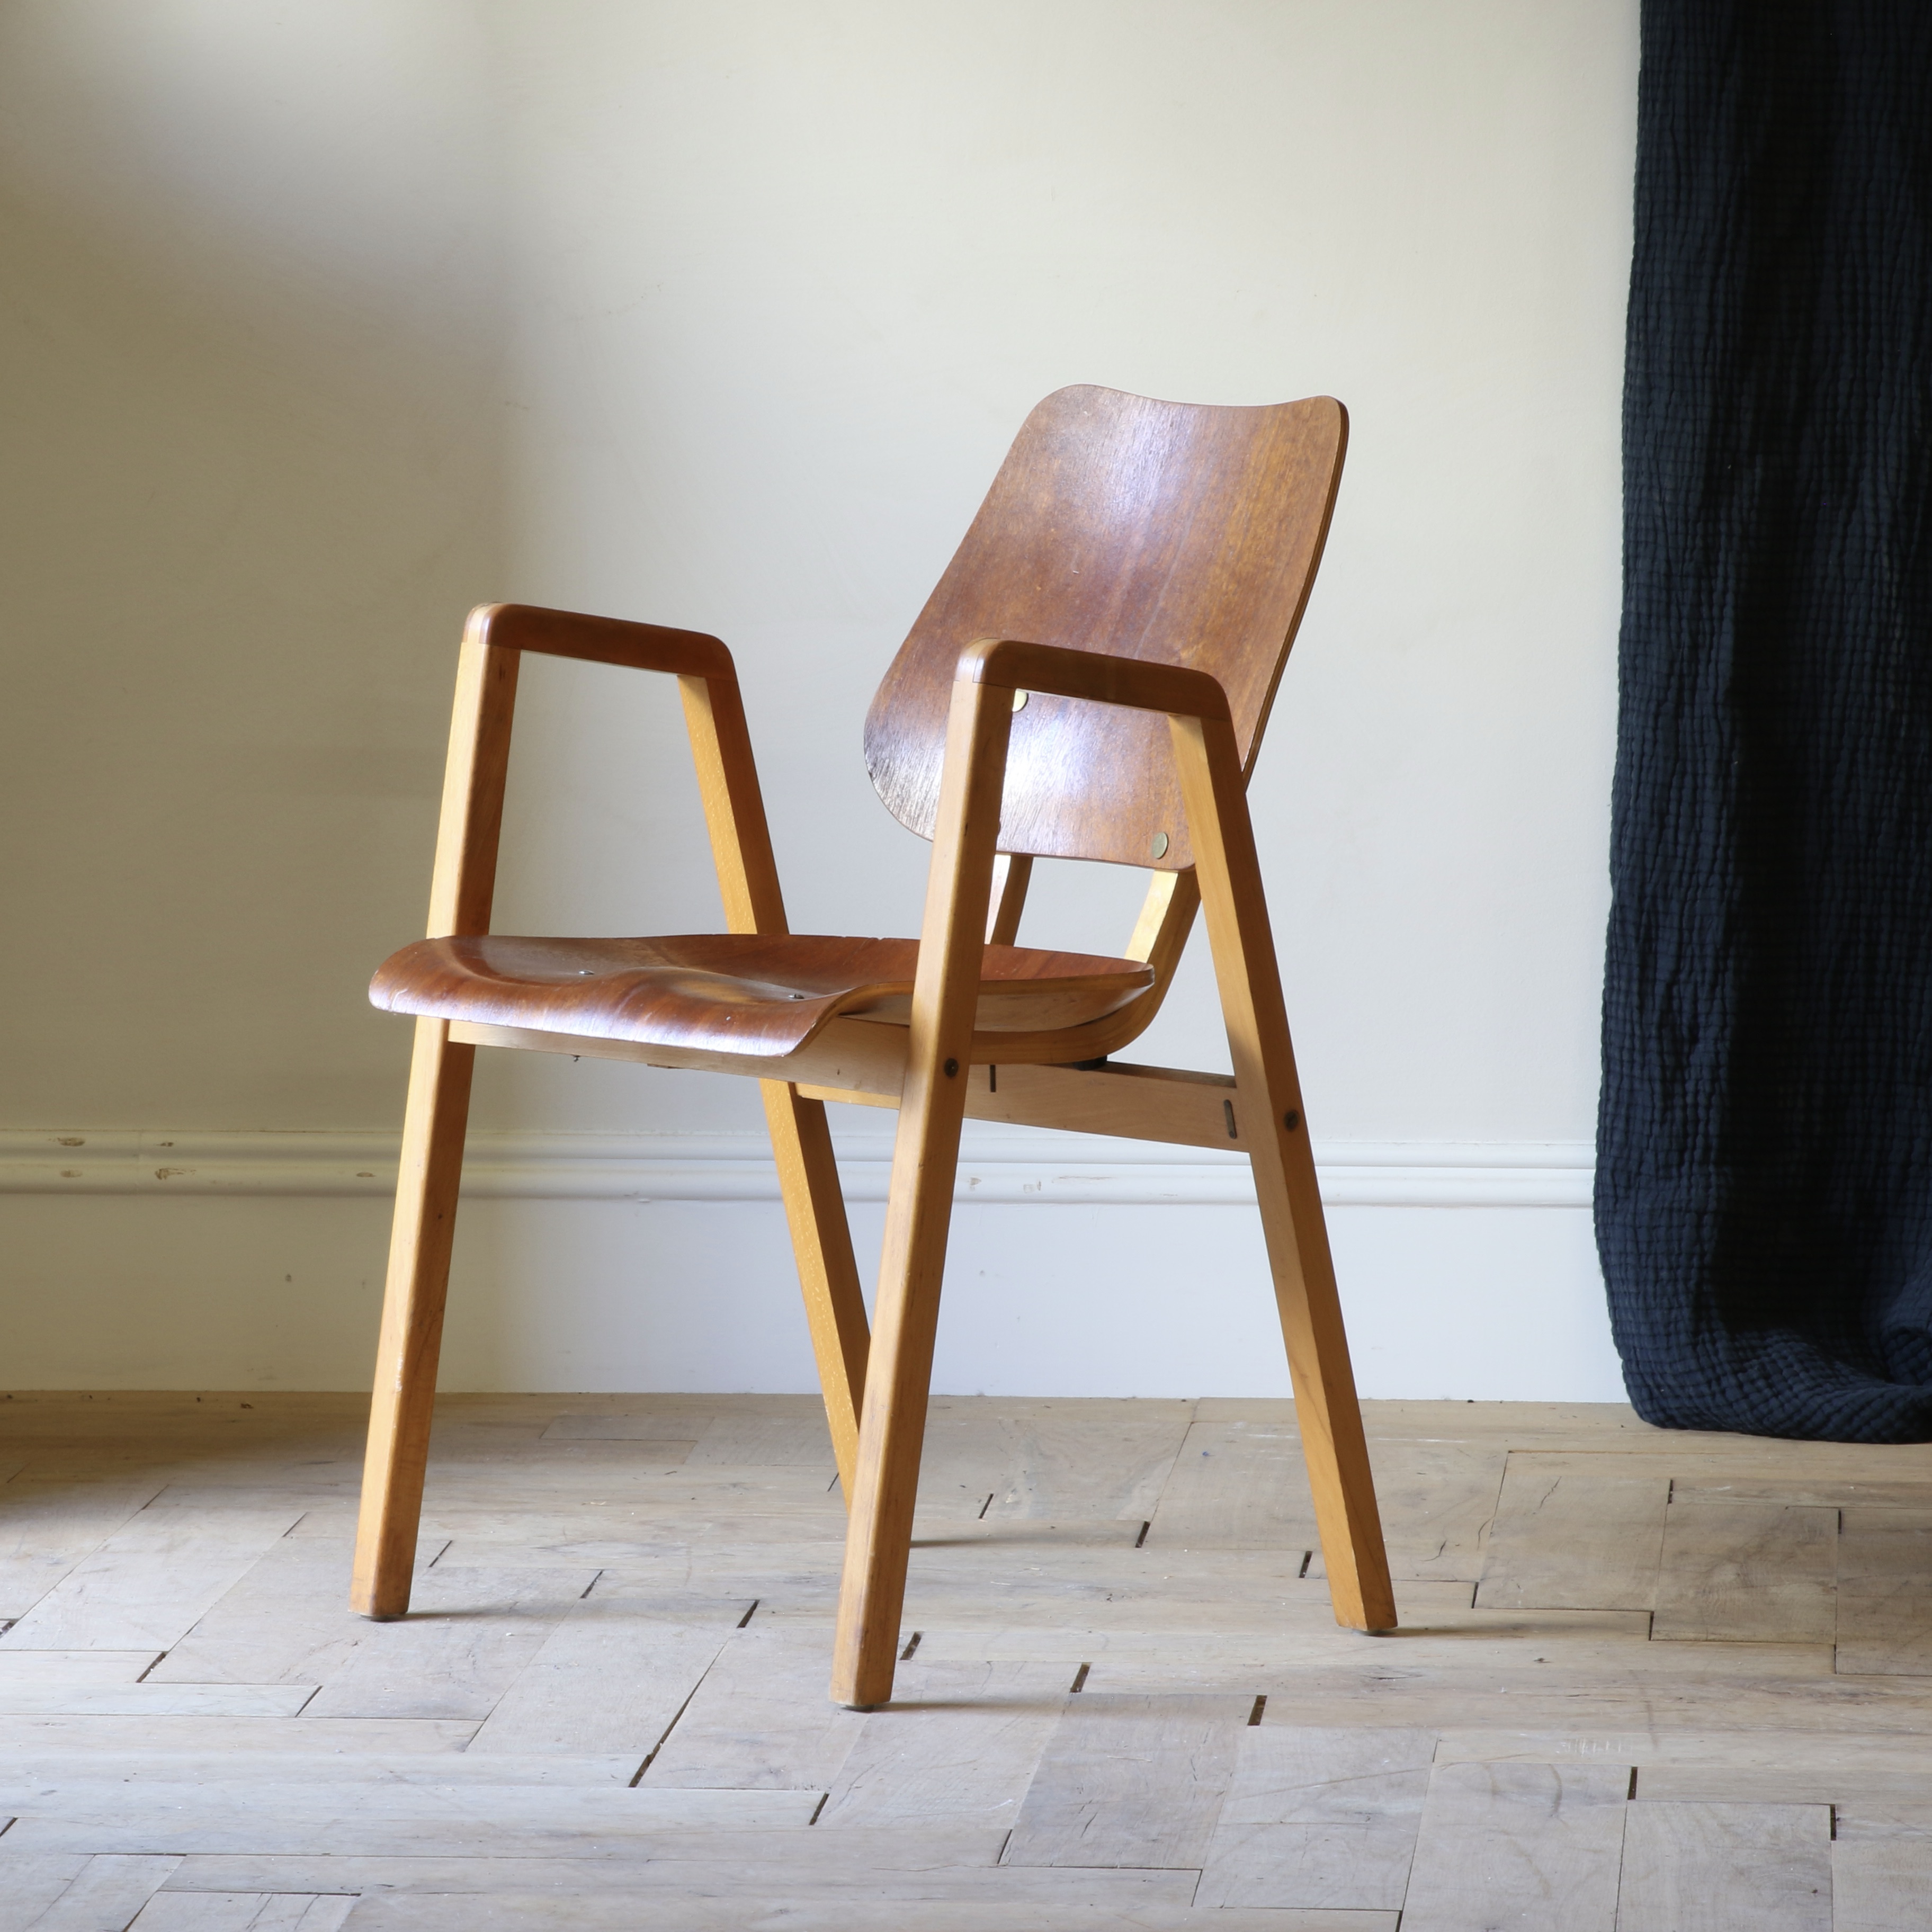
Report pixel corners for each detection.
[352,1018,475,1618]
[830,677,1013,1708]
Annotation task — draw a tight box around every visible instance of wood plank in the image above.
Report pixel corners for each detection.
[1143,1414,1318,1552]
[1616,1800,1830,1931]
[1835,1509,1932,1675]
[151,1537,448,1684]
[1475,1453,1668,1612]
[539,1414,702,1448]
[1436,1728,1932,1775]
[639,1622,865,1789]
[1672,1479,1932,1509]
[1003,1692,1252,1868]
[1,1750,644,1787]
[248,1902,356,1932]
[0,1786,824,1856]
[160,1854,1194,1907]
[0,1716,477,1754]
[1397,1761,1629,1931]
[154,1544,601,1720]
[817,1659,1068,1828]
[27,1856,182,1932]
[467,1587,750,1755]
[1195,1723,1434,1909]
[0,1650,159,1684]
[1651,1500,1838,1644]
[158,1826,999,1883]
[0,1683,312,1717]
[924,1399,1194,1526]
[0,1480,173,1621]
[0,1505,306,1649]
[685,1411,837,1469]
[1307,1440,1504,1583]
[128,1896,273,1932]
[1832,1824,1932,1932]
[0,1853,88,1932]
[1630,1766,1932,1806]
[324,1900,1384,1931]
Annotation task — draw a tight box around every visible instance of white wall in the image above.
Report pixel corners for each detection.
[0,1,1637,1398]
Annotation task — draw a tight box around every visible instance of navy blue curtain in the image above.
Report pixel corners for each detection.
[1598,0,1932,1439]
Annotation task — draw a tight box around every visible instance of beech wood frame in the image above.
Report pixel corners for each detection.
[353,601,1396,1708]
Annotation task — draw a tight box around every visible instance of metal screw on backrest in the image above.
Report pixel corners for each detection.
[943,1059,959,1077]
[1149,831,1169,860]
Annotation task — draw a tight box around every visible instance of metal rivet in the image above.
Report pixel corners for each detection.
[943,1058,960,1078]
[1149,831,1169,861]
[1012,689,1029,712]
[1283,1111,1300,1131]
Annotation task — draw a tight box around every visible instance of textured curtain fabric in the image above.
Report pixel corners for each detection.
[1598,1,1932,1439]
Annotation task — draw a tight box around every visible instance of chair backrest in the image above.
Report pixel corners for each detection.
[864,386,1347,872]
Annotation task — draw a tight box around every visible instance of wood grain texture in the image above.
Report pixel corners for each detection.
[1144,1413,1318,1551]
[759,1083,870,1498]
[1002,1692,1252,1869]
[1398,1761,1630,1932]
[864,386,1346,870]
[1616,1801,1830,1931]
[1652,1499,1838,1644]
[1475,1453,1670,1611]
[816,1659,1070,1829]
[639,1622,866,1790]
[1835,1508,1932,1675]
[1833,1826,1932,1932]
[372,932,1153,1056]
[0,1505,304,1650]
[26,1856,182,1931]
[465,1588,750,1756]
[832,679,1014,1708]
[1195,1723,1434,1910]
[351,1016,475,1621]
[22,1396,1932,1920]
[1170,704,1392,1632]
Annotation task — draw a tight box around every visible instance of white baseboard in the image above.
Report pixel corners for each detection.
[0,1128,1594,1209]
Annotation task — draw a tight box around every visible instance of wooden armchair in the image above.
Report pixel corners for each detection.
[355,384,1397,1707]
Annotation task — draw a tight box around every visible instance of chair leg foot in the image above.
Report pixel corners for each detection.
[351,1018,473,1621]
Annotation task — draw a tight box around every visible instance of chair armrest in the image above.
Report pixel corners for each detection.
[954,636,1233,724]
[467,602,734,679]
[419,603,785,943]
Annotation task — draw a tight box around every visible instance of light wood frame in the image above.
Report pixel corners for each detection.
[353,603,1396,1710]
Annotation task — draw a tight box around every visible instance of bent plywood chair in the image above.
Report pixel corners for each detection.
[354,385,1397,1707]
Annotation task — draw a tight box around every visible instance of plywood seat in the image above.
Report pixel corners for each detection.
[371,932,1155,1057]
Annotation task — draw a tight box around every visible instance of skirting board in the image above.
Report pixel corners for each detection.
[0,1128,1594,1209]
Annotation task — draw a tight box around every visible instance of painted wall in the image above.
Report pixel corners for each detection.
[0,1,1638,1398]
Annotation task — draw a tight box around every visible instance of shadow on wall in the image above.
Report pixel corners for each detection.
[0,1,507,1131]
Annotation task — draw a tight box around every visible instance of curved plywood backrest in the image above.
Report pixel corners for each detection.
[864,386,1347,871]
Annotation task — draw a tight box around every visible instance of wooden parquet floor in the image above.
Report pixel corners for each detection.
[1,1393,1930,1928]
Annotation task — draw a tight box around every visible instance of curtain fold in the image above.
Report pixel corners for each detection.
[1598,0,1932,1439]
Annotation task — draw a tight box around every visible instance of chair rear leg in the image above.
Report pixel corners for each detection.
[762,1081,870,1497]
[829,1056,972,1707]
[352,1017,475,1619]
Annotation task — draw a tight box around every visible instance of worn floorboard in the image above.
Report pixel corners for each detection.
[0,1392,1923,1927]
